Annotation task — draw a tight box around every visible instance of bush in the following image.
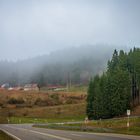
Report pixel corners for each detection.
[35,98,48,106]
[8,98,24,104]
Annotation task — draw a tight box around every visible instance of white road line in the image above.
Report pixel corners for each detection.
[78,132,140,140]
[30,130,72,140]
[71,134,82,137]
[0,128,22,140]
[5,125,72,140]
[5,125,27,131]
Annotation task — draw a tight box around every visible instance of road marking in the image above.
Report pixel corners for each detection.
[71,134,82,137]
[5,125,72,140]
[5,125,27,131]
[0,128,22,140]
[30,130,72,140]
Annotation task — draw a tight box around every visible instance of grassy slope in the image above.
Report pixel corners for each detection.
[0,87,87,123]
[0,89,86,106]
[1,87,140,136]
[7,103,86,123]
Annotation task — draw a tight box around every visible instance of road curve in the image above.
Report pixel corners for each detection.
[0,124,140,140]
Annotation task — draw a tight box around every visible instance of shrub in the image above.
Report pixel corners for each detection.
[8,98,24,104]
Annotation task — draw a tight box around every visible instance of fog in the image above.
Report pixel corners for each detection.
[0,0,139,85]
[0,0,140,60]
[0,45,114,85]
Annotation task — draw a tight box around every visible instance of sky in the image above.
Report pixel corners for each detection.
[0,0,140,60]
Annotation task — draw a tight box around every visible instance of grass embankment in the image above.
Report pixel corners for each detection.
[0,87,87,124]
[6,103,86,123]
[34,117,140,136]
[0,130,14,140]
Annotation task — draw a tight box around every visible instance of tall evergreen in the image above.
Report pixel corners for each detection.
[87,48,139,119]
[86,78,94,119]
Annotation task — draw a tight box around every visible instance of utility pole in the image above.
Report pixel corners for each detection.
[67,72,71,91]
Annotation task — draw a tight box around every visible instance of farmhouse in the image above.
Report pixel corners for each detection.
[24,84,39,91]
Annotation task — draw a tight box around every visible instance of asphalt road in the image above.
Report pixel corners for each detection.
[0,124,140,140]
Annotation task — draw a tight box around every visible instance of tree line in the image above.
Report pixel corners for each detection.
[0,45,112,86]
[87,48,140,119]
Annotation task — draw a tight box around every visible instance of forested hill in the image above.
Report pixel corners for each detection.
[87,47,140,120]
[0,45,118,86]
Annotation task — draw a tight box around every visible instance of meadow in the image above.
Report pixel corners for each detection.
[0,88,140,136]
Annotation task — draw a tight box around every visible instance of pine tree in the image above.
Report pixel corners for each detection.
[86,78,94,119]
[86,48,135,119]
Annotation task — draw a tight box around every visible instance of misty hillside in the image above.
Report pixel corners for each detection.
[0,45,115,86]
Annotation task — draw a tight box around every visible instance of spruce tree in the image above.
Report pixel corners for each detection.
[86,48,137,119]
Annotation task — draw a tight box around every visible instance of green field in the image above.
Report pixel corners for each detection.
[0,130,14,140]
[41,85,88,92]
[9,115,85,124]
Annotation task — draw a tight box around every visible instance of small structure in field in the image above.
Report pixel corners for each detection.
[1,83,10,89]
[24,84,39,91]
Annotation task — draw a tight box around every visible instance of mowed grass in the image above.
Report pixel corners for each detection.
[9,116,85,124]
[0,130,14,140]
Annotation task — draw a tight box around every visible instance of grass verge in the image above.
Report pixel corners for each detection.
[9,115,85,124]
[34,117,140,136]
[0,130,15,140]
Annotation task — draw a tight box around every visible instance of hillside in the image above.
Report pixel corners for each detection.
[0,45,115,86]
[0,90,86,109]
